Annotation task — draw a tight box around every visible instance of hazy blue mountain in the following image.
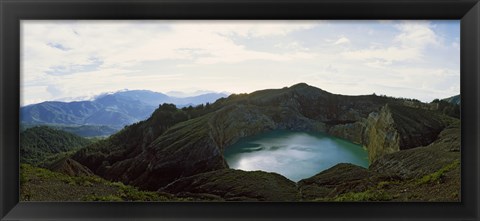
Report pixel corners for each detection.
[165,90,226,98]
[20,90,228,135]
[94,90,228,108]
[102,90,171,107]
[172,93,230,106]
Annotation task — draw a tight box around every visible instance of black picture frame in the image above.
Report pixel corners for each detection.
[1,0,479,220]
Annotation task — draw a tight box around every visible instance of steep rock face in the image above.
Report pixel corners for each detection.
[207,105,276,151]
[161,169,299,201]
[363,106,401,162]
[370,121,460,179]
[366,104,451,162]
[208,104,325,151]
[328,120,367,144]
[388,104,450,148]
[330,104,452,163]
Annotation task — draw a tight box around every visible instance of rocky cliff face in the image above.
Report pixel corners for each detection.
[298,120,460,201]
[328,104,452,163]
[370,120,460,179]
[208,104,326,151]
[367,104,452,162]
[328,120,367,144]
[363,105,401,162]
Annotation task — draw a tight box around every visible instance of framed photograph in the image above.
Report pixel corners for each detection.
[1,0,479,220]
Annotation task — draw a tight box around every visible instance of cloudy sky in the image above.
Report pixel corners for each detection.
[21,20,459,106]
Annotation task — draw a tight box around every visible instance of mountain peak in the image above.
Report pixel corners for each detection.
[290,83,310,88]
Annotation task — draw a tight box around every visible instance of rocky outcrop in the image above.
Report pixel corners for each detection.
[364,104,451,162]
[161,169,299,201]
[329,104,452,163]
[327,106,400,162]
[370,121,460,179]
[48,158,94,177]
[208,104,325,151]
[328,120,367,144]
[363,106,401,162]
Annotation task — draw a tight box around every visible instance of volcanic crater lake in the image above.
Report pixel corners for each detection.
[224,130,369,182]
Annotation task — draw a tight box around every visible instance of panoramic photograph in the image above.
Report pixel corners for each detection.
[20,20,460,202]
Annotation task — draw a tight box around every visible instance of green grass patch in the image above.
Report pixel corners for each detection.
[375,179,403,189]
[416,160,460,185]
[82,194,123,202]
[333,190,394,202]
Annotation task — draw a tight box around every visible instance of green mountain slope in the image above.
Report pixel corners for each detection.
[20,126,92,165]
[20,164,187,201]
[21,123,118,137]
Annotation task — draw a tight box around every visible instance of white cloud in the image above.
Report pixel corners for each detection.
[393,21,440,48]
[343,47,419,65]
[341,21,440,65]
[333,37,350,45]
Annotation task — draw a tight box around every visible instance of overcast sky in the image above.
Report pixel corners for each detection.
[21,20,459,106]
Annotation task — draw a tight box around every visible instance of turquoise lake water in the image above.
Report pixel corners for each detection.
[224,130,369,182]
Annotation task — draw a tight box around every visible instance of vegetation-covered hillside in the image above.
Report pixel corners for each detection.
[20,164,191,201]
[20,126,92,165]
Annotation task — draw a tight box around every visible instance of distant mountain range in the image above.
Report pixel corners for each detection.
[20,90,228,136]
